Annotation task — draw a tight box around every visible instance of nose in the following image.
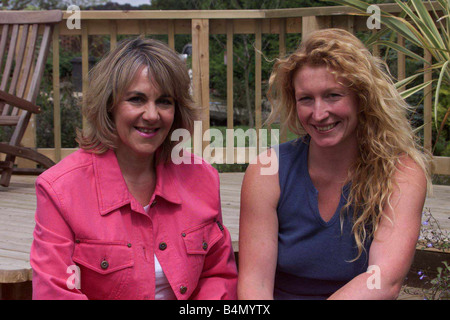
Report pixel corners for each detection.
[311,99,329,122]
[142,102,160,122]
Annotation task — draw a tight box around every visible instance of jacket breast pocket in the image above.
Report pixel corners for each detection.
[181,220,224,279]
[72,240,134,300]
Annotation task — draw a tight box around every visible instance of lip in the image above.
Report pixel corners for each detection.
[134,127,160,138]
[312,122,339,133]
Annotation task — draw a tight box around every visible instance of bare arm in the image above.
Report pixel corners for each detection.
[328,157,427,300]
[238,150,280,300]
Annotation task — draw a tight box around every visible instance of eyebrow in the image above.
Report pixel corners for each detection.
[125,91,173,99]
[295,86,349,95]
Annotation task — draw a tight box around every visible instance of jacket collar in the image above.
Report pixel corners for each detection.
[93,149,182,215]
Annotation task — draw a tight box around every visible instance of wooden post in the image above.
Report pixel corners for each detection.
[279,18,287,144]
[346,15,355,34]
[371,29,379,57]
[226,20,234,130]
[110,20,117,51]
[302,16,330,38]
[255,19,262,154]
[53,23,61,162]
[168,20,175,50]
[139,20,146,37]
[191,19,210,159]
[226,20,234,164]
[81,21,88,130]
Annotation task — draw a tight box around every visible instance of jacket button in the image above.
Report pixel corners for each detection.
[100,260,109,270]
[180,286,187,294]
[202,241,208,251]
[159,242,167,250]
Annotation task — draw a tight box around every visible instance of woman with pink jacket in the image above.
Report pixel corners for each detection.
[30,38,237,300]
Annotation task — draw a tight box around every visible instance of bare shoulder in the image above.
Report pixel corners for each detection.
[394,155,428,190]
[385,155,428,220]
[242,148,280,204]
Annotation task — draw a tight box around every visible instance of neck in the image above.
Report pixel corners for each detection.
[308,138,359,182]
[115,149,156,183]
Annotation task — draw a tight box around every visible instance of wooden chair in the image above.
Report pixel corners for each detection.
[0,11,62,187]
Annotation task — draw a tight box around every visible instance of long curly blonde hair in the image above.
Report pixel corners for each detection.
[267,28,430,259]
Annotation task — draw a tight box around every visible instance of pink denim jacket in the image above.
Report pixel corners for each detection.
[30,149,237,300]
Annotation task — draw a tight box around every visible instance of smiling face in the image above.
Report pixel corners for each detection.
[113,66,175,164]
[294,65,359,151]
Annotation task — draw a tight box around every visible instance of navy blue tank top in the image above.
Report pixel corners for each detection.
[274,138,371,300]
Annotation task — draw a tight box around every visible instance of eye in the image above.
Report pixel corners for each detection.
[297,96,312,104]
[326,93,343,100]
[127,95,145,104]
[157,97,175,107]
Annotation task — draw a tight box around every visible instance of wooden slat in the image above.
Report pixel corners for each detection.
[5,24,29,117]
[0,116,20,126]
[0,10,62,25]
[26,26,52,104]
[168,20,175,50]
[53,24,61,163]
[0,24,19,94]
[191,19,210,158]
[278,18,287,144]
[432,156,450,176]
[81,23,89,130]
[0,25,9,72]
[254,20,262,137]
[139,20,146,37]
[371,29,379,57]
[226,20,233,130]
[61,4,435,21]
[12,24,38,117]
[110,20,117,50]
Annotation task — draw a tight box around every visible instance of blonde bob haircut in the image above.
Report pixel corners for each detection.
[76,37,198,163]
[267,28,430,259]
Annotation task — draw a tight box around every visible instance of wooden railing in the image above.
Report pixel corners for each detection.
[10,4,450,175]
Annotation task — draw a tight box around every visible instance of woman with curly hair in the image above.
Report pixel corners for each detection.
[238,28,429,300]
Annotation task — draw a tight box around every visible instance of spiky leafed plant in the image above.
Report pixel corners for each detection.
[328,0,450,152]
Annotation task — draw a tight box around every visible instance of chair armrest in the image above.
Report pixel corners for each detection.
[0,90,41,114]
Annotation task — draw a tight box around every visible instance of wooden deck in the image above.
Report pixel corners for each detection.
[0,173,449,299]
